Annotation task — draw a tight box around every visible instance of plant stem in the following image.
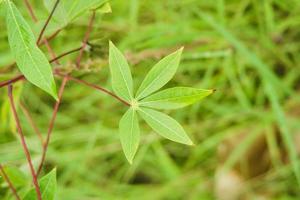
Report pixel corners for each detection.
[0,47,82,88]
[37,76,68,176]
[37,0,60,45]
[49,46,83,63]
[65,75,130,106]
[0,75,25,88]
[76,11,96,68]
[8,85,42,200]
[0,164,21,200]
[23,0,37,22]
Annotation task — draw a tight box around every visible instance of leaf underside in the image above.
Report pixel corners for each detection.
[119,108,140,163]
[23,168,57,200]
[140,87,214,109]
[5,0,57,99]
[109,41,134,102]
[138,107,193,145]
[136,48,183,100]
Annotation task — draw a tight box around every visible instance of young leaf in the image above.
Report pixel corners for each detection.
[5,0,58,100]
[119,108,140,164]
[135,48,183,100]
[138,107,193,145]
[140,87,214,109]
[109,41,134,101]
[23,168,57,200]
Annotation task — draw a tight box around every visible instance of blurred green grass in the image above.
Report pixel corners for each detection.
[1,0,300,199]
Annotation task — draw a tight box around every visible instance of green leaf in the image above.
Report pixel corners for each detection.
[1,166,28,187]
[43,0,107,31]
[23,168,57,200]
[109,41,134,102]
[5,0,57,100]
[138,107,193,145]
[136,48,183,100]
[119,108,140,164]
[65,0,106,21]
[140,87,214,109]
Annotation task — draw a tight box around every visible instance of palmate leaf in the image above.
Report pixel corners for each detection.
[140,87,214,109]
[135,48,183,100]
[119,108,140,164]
[109,41,134,102]
[5,0,57,100]
[138,107,193,145]
[23,169,57,200]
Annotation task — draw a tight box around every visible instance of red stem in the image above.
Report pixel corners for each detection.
[49,46,83,63]
[0,164,21,200]
[66,75,130,106]
[0,75,25,88]
[44,39,59,65]
[23,0,37,22]
[8,85,42,200]
[37,76,68,176]
[37,0,60,45]
[76,11,96,68]
[0,47,82,88]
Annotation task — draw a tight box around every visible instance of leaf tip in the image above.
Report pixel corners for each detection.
[109,40,115,48]
[179,46,184,52]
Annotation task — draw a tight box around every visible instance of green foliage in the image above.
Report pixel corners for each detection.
[138,108,193,145]
[109,43,211,163]
[136,47,183,100]
[43,0,107,28]
[140,87,214,110]
[119,108,140,164]
[109,41,134,102]
[23,169,57,200]
[4,0,57,100]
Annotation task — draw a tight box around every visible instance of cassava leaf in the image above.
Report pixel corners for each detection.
[23,168,57,200]
[109,41,134,101]
[5,0,57,100]
[119,108,140,164]
[65,0,106,20]
[43,0,107,30]
[140,87,214,109]
[135,48,183,100]
[138,107,193,145]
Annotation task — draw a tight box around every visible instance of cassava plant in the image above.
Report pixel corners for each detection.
[0,0,214,199]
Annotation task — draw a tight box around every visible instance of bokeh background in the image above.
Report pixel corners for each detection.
[1,0,300,199]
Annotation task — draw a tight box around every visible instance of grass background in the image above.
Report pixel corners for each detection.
[1,0,300,199]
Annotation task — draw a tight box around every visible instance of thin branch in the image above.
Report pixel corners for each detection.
[23,0,37,22]
[45,29,62,43]
[8,85,42,200]
[65,75,130,106]
[44,39,60,65]
[49,46,83,63]
[19,102,44,146]
[37,76,68,176]
[37,0,60,45]
[0,47,82,88]
[76,11,96,68]
[0,75,25,88]
[0,164,21,200]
